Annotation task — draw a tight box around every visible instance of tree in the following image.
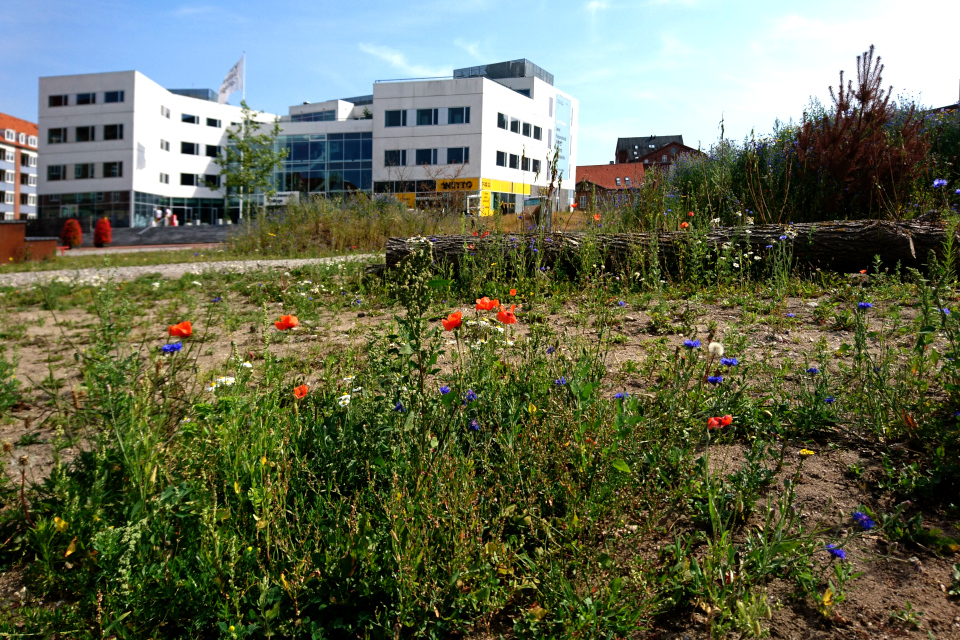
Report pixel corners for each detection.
[59,219,82,249]
[217,100,288,220]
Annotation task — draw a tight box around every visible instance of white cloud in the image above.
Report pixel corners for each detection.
[358,44,448,78]
[173,5,218,17]
[454,39,483,62]
[586,1,608,15]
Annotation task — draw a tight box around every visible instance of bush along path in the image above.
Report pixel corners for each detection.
[0,241,958,638]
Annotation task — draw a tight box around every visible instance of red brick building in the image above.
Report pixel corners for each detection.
[0,113,39,220]
[615,135,699,169]
[574,163,646,210]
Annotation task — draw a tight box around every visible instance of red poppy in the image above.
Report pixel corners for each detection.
[275,315,299,331]
[481,231,490,238]
[688,211,695,217]
[293,384,309,399]
[472,231,479,236]
[476,297,499,311]
[859,269,867,274]
[680,222,689,229]
[168,321,192,338]
[571,203,578,209]
[441,311,462,331]
[720,414,733,426]
[707,417,720,429]
[497,304,518,325]
[509,289,517,296]
[593,213,601,221]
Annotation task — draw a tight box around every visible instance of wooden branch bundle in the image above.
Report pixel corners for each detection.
[384,220,955,274]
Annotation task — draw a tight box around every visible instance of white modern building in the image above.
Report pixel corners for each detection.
[37,59,577,226]
[37,71,266,226]
[0,113,39,220]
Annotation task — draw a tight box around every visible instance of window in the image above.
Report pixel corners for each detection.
[644,159,650,163]
[161,106,171,118]
[206,118,221,128]
[27,136,37,147]
[532,159,541,174]
[509,153,519,169]
[510,118,520,134]
[625,177,631,186]
[615,177,621,187]
[47,165,66,181]
[160,139,170,151]
[385,110,407,127]
[20,173,29,185]
[496,151,507,167]
[497,113,508,130]
[75,126,95,142]
[181,142,199,155]
[3,130,13,142]
[48,95,68,107]
[76,92,96,105]
[448,107,470,124]
[205,144,221,158]
[28,155,36,167]
[522,122,532,137]
[521,156,530,171]
[416,109,438,126]
[20,193,29,206]
[670,147,677,155]
[579,195,587,209]
[662,155,667,162]
[384,149,407,167]
[160,172,170,184]
[415,148,437,165]
[103,161,123,178]
[446,147,469,164]
[3,170,12,183]
[105,90,124,103]
[104,124,124,140]
[204,174,220,188]
[180,173,198,186]
[48,128,67,144]
[3,192,12,204]
[18,133,25,144]
[533,126,542,141]
[27,194,36,207]
[74,163,95,179]
[182,114,199,124]
[3,151,11,162]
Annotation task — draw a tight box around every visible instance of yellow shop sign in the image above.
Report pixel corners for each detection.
[436,178,479,192]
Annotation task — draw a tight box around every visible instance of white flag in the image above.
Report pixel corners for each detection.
[218,56,244,104]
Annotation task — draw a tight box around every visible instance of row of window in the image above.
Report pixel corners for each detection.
[179,173,221,188]
[497,113,543,140]
[20,173,37,186]
[3,130,38,147]
[157,105,226,128]
[384,147,469,167]
[179,142,221,157]
[0,150,38,166]
[49,91,124,107]
[0,192,36,206]
[385,107,471,128]
[48,124,124,144]
[47,163,124,181]
[495,151,540,173]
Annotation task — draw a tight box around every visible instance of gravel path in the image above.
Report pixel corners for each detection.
[0,255,378,287]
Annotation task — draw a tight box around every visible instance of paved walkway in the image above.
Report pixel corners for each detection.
[61,243,223,256]
[0,255,378,287]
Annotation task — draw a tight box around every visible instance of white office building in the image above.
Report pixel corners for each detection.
[37,59,577,226]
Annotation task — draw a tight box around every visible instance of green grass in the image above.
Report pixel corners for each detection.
[0,230,957,639]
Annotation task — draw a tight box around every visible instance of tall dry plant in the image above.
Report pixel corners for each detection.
[794,45,929,219]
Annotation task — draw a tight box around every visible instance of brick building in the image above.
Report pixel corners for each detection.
[574,162,645,210]
[615,134,698,169]
[0,113,39,220]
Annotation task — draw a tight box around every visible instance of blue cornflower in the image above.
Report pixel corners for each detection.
[779,235,788,240]
[707,375,723,385]
[617,300,626,307]
[955,188,960,195]
[852,511,875,531]
[826,544,846,560]
[683,339,701,349]
[824,396,835,404]
[468,419,480,431]
[394,402,405,413]
[546,346,556,355]
[211,296,223,303]
[720,357,738,367]
[933,178,947,188]
[464,389,477,402]
[941,308,951,315]
[161,342,183,354]
[765,245,773,249]
[353,299,362,306]
[807,367,819,374]
[555,376,567,386]
[440,386,451,395]
[614,392,629,400]
[786,313,796,318]
[857,302,873,310]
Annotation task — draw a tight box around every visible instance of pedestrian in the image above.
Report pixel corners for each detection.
[154,207,163,227]
[164,208,172,227]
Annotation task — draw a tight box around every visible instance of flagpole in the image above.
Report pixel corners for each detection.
[242,51,246,102]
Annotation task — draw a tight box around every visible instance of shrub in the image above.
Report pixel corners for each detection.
[59,219,82,249]
[93,217,112,247]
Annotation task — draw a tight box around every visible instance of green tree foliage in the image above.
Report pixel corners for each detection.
[216,100,288,215]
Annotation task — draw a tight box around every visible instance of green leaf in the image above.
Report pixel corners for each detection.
[612,459,631,473]
[427,279,451,289]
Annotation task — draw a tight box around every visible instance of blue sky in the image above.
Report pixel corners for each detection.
[3,0,959,165]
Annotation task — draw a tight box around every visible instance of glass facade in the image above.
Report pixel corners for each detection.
[39,191,130,227]
[273,132,372,195]
[290,111,336,122]
[133,191,226,227]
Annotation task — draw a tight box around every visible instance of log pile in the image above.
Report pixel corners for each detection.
[383,220,956,274]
